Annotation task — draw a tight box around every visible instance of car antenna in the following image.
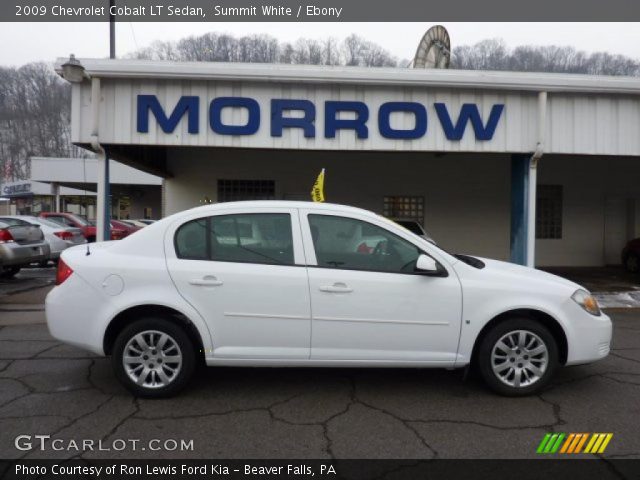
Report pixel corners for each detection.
[86,242,91,256]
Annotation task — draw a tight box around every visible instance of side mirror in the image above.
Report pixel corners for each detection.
[415,254,444,276]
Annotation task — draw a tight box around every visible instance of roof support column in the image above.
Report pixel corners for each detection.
[511,91,546,267]
[95,149,111,241]
[89,76,111,242]
[510,154,531,266]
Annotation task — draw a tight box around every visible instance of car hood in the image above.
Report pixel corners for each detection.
[471,256,584,293]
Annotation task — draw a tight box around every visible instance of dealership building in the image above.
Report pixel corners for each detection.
[56,58,640,267]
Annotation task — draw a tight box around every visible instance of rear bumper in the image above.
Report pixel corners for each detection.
[0,243,50,267]
[46,273,106,355]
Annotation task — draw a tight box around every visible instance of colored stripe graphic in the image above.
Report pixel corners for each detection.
[597,434,614,453]
[537,433,552,453]
[538,433,613,454]
[550,433,565,453]
[574,433,589,453]
[560,433,575,453]
[585,433,614,454]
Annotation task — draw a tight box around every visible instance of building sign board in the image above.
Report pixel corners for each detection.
[2,183,31,196]
[136,95,505,141]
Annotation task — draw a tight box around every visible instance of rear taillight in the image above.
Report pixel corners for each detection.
[0,229,14,244]
[55,258,74,285]
[54,231,74,240]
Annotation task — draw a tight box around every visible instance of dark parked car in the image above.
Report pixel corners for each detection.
[622,238,640,272]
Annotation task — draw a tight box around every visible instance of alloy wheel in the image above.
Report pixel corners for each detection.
[490,330,549,388]
[122,330,183,389]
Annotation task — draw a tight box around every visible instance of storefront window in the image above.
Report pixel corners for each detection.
[218,180,275,202]
[536,185,563,239]
[383,196,424,223]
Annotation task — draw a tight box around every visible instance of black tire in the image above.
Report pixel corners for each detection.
[624,253,639,273]
[477,318,558,396]
[111,317,196,398]
[0,266,21,279]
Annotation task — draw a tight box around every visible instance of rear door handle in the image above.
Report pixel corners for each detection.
[189,275,223,287]
[319,282,353,293]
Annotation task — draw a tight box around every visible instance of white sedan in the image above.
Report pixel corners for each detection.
[46,201,612,397]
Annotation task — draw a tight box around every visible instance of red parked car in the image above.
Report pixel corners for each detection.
[40,213,125,242]
[110,219,142,238]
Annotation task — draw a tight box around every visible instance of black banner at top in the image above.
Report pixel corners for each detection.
[3,0,640,22]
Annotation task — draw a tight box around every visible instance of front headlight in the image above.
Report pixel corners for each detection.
[571,289,601,316]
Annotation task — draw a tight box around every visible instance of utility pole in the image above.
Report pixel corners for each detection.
[101,0,115,240]
[109,0,116,59]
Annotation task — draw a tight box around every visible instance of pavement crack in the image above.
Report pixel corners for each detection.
[86,359,110,396]
[536,393,566,429]
[92,396,141,451]
[610,352,640,364]
[23,394,115,460]
[30,343,62,359]
[0,359,14,374]
[351,375,438,458]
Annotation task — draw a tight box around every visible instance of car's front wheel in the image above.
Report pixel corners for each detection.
[477,318,558,396]
[112,318,196,398]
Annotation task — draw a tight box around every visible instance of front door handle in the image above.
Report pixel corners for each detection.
[189,275,223,287]
[319,282,353,293]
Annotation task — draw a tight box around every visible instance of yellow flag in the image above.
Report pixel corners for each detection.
[311,168,325,202]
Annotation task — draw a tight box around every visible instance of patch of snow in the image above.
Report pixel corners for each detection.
[595,291,640,309]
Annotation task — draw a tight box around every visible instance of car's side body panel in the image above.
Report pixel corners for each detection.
[163,206,312,359]
[298,208,464,363]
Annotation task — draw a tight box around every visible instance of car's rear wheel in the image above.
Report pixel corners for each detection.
[0,266,21,279]
[624,253,639,273]
[112,317,196,398]
[477,318,558,396]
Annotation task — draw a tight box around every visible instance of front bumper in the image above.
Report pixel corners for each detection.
[564,303,612,365]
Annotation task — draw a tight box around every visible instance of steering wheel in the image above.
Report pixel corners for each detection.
[373,240,387,256]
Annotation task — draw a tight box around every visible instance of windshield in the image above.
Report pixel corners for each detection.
[394,220,425,236]
[38,217,71,229]
[0,217,35,227]
[67,214,91,226]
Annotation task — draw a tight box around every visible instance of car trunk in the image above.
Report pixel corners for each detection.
[66,228,87,245]
[7,224,43,245]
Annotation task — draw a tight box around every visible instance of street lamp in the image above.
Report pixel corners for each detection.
[61,54,85,83]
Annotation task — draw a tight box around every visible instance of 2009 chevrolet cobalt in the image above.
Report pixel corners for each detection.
[46,201,612,397]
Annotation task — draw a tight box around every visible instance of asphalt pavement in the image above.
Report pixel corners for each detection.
[0,269,639,460]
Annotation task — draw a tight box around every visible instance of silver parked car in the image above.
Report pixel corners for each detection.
[1,216,86,265]
[0,219,51,278]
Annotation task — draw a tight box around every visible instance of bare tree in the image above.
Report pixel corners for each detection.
[453,39,640,76]
[129,32,399,68]
[0,63,78,183]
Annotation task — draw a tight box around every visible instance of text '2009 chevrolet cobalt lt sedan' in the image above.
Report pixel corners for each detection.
[46,201,611,397]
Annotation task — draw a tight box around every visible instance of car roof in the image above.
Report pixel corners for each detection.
[186,201,378,218]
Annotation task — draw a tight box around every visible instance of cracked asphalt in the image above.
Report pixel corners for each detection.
[0,279,639,459]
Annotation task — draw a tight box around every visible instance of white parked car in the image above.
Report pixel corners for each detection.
[46,201,612,398]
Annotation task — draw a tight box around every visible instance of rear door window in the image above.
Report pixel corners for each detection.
[175,213,294,265]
